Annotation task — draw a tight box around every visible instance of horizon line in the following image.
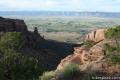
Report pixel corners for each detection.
[0,10,120,13]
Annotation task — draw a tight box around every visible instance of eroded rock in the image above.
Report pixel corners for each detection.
[85,29,107,42]
[57,29,107,72]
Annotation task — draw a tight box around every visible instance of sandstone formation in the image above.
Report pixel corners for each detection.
[85,29,107,42]
[57,42,105,71]
[57,29,120,74]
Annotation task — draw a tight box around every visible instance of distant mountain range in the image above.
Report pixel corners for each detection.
[0,11,120,18]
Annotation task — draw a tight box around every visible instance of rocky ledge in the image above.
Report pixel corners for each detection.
[57,29,120,75]
[0,17,28,32]
[85,29,107,42]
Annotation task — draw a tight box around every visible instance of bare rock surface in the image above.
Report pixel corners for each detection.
[57,29,120,75]
[85,29,107,42]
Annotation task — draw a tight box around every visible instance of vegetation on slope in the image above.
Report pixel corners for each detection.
[40,63,80,80]
[0,32,44,80]
[104,26,120,64]
[83,40,96,48]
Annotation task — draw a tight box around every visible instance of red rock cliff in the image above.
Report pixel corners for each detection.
[85,29,107,42]
[57,29,120,74]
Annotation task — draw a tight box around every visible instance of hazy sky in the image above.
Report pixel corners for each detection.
[0,0,120,12]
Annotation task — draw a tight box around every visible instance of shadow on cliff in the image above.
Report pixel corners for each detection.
[23,38,82,70]
[43,40,82,69]
[0,17,82,70]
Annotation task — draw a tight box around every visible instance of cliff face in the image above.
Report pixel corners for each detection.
[57,29,120,75]
[0,17,45,49]
[0,17,75,70]
[0,17,27,32]
[85,29,107,42]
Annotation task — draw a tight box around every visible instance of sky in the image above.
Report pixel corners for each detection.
[0,0,120,12]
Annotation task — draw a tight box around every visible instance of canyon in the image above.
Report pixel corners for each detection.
[0,17,120,80]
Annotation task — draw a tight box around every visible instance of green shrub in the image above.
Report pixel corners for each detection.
[105,26,120,48]
[40,71,56,80]
[40,63,80,80]
[0,32,24,52]
[105,26,120,39]
[61,63,80,80]
[108,54,120,64]
[104,43,116,55]
[0,32,44,80]
[84,40,96,48]
[104,43,120,64]
[104,26,120,64]
[0,50,44,80]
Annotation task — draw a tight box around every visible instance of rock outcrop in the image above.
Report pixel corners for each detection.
[57,29,120,75]
[0,17,27,32]
[0,17,44,49]
[85,29,107,42]
[57,42,105,71]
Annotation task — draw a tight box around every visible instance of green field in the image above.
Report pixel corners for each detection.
[5,16,120,43]
[24,17,120,32]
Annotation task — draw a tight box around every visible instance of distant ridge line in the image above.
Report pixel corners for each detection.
[0,11,120,18]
